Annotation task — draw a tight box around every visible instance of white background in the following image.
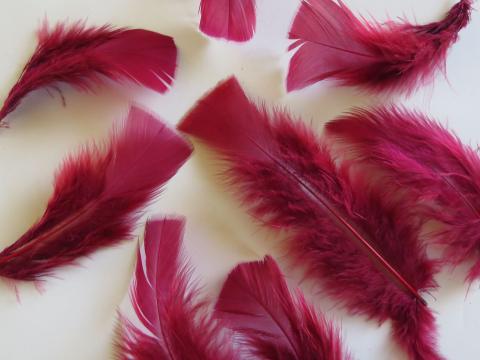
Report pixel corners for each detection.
[0,0,478,359]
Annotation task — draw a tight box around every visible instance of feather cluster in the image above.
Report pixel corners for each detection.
[179,77,442,359]
[0,107,191,281]
[0,21,177,122]
[287,0,472,94]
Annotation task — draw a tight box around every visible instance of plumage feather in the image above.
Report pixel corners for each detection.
[326,106,480,282]
[216,255,351,360]
[116,217,236,360]
[199,0,256,42]
[0,21,177,122]
[179,77,442,359]
[287,0,472,94]
[0,107,191,281]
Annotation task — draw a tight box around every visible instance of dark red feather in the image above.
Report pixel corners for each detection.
[116,217,236,360]
[199,0,256,42]
[216,255,351,360]
[326,106,480,282]
[179,77,442,359]
[287,0,472,94]
[0,107,191,281]
[0,21,177,122]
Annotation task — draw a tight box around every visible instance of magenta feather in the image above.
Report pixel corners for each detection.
[326,106,480,282]
[0,21,177,123]
[216,255,351,360]
[199,0,256,42]
[287,0,472,94]
[0,107,191,281]
[116,217,236,360]
[179,77,442,359]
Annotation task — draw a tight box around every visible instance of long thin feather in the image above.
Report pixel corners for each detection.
[179,77,442,359]
[287,0,472,94]
[216,255,351,360]
[116,217,236,360]
[0,107,191,281]
[199,0,256,42]
[326,106,480,282]
[0,21,177,122]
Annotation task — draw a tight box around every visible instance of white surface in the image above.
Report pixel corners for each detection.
[0,0,478,359]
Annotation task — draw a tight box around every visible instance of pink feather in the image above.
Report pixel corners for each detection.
[199,0,256,42]
[326,106,480,282]
[116,217,236,360]
[216,255,351,360]
[179,77,442,359]
[0,107,191,281]
[287,0,472,94]
[0,21,177,123]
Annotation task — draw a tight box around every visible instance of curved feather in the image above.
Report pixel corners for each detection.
[117,218,236,360]
[287,0,472,94]
[0,21,177,122]
[199,0,256,42]
[0,107,191,281]
[179,77,442,359]
[326,106,480,282]
[216,256,351,360]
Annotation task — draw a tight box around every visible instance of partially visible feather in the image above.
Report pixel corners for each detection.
[199,0,256,42]
[0,21,177,122]
[326,106,480,282]
[179,77,442,359]
[287,0,472,94]
[116,217,236,360]
[0,107,191,281]
[216,255,351,360]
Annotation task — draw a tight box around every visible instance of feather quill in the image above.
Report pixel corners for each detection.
[326,106,480,282]
[116,217,236,360]
[199,0,256,42]
[287,0,472,94]
[216,255,351,360]
[0,21,177,123]
[0,107,191,281]
[179,77,441,359]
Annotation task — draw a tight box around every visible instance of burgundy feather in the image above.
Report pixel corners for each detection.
[179,77,442,359]
[287,0,472,94]
[326,106,480,282]
[216,255,351,360]
[0,21,177,122]
[0,107,191,281]
[116,217,236,360]
[199,0,256,42]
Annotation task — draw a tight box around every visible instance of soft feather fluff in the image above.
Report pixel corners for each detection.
[216,255,351,360]
[0,107,191,281]
[326,106,480,282]
[179,77,442,359]
[287,0,472,94]
[0,21,177,122]
[116,217,236,360]
[199,0,256,42]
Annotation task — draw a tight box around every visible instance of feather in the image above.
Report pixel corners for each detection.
[326,106,480,282]
[287,0,472,94]
[216,255,351,360]
[116,217,236,360]
[0,21,177,122]
[199,0,256,42]
[0,107,191,281]
[179,77,442,359]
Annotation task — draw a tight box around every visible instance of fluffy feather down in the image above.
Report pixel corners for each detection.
[0,107,191,281]
[116,218,236,360]
[179,77,442,359]
[287,0,472,94]
[216,256,351,360]
[0,21,177,122]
